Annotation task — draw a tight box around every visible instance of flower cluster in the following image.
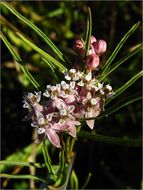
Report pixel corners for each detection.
[74,36,107,70]
[23,36,112,148]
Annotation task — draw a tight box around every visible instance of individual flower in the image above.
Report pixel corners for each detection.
[22,92,45,121]
[82,92,101,129]
[73,39,84,56]
[92,39,107,56]
[86,54,100,70]
[65,69,81,81]
[43,84,61,99]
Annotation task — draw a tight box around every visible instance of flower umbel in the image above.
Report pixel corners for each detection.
[23,36,113,148]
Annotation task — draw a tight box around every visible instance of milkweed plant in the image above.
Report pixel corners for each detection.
[1,2,142,190]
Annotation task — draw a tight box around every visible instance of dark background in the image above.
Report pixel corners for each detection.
[1,1,142,189]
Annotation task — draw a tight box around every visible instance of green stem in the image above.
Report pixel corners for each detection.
[42,142,56,181]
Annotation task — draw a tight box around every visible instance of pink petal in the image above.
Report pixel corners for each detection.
[52,123,69,132]
[86,119,95,129]
[93,40,107,56]
[86,54,100,70]
[85,111,95,129]
[68,125,76,137]
[46,128,60,148]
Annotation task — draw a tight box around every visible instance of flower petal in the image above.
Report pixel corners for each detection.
[86,119,95,129]
[85,111,95,129]
[46,128,60,148]
[68,125,76,137]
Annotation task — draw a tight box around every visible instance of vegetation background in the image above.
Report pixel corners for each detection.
[1,1,142,189]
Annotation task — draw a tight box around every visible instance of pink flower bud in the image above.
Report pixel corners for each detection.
[86,54,100,70]
[93,40,107,56]
[90,36,97,44]
[73,39,84,55]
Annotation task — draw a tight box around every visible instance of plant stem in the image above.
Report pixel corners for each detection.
[42,141,56,181]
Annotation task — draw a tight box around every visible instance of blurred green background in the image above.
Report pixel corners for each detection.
[1,1,142,189]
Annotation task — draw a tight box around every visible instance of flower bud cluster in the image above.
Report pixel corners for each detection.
[74,36,107,70]
[23,69,113,148]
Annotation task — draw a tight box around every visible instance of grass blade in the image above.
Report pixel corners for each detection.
[0,161,45,168]
[17,32,67,72]
[0,31,40,89]
[78,132,142,147]
[84,7,92,58]
[100,43,142,81]
[102,21,140,74]
[106,70,143,105]
[1,1,65,61]
[0,173,46,182]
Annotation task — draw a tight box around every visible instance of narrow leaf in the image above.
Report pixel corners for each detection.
[17,32,67,72]
[84,7,92,58]
[78,132,142,147]
[100,43,142,81]
[0,161,45,168]
[102,22,140,74]
[0,31,22,63]
[1,1,65,61]
[106,70,143,105]
[0,32,40,89]
[0,173,46,182]
[81,172,92,190]
[19,65,40,89]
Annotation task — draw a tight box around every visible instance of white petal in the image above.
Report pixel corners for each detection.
[38,127,45,134]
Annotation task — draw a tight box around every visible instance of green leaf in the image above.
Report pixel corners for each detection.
[0,31,40,89]
[70,170,79,190]
[0,144,42,173]
[1,1,65,61]
[106,70,143,105]
[81,172,92,190]
[17,32,67,72]
[0,31,22,63]
[84,7,92,58]
[100,43,142,81]
[102,22,140,74]
[0,161,45,168]
[78,132,142,147]
[19,65,40,89]
[0,173,46,182]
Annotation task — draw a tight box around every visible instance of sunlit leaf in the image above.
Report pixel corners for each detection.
[0,173,46,182]
[0,161,45,168]
[1,1,65,61]
[17,32,67,72]
[0,31,40,89]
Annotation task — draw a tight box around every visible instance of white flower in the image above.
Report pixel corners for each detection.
[65,69,81,81]
[23,91,41,108]
[43,84,61,99]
